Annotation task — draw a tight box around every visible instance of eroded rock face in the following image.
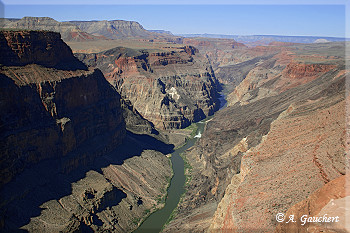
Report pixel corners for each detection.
[226,43,344,107]
[0,31,127,232]
[183,37,247,70]
[0,66,126,188]
[121,99,156,134]
[0,31,126,188]
[17,150,172,233]
[275,174,349,233]
[0,30,86,69]
[69,20,183,43]
[1,17,106,42]
[76,45,220,130]
[101,150,173,232]
[163,42,346,232]
[0,30,175,232]
[215,92,345,232]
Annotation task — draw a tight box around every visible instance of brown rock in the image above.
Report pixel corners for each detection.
[76,45,220,130]
[275,175,349,233]
[2,17,107,42]
[0,30,125,188]
[0,30,86,69]
[164,42,346,232]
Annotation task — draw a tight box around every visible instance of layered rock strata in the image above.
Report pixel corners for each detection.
[210,87,346,232]
[1,17,106,42]
[183,37,247,69]
[0,30,125,188]
[226,43,345,106]
[0,30,174,233]
[1,17,183,43]
[76,45,220,130]
[163,43,346,232]
[69,20,183,43]
[17,150,172,232]
[0,30,86,69]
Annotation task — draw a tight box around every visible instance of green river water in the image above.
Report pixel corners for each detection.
[133,91,227,233]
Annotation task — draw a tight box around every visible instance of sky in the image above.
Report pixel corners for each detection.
[1,0,348,37]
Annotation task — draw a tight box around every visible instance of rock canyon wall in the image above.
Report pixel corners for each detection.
[0,30,173,232]
[163,42,347,232]
[0,30,126,188]
[76,45,220,130]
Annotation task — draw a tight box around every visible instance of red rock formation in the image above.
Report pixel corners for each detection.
[76,45,220,130]
[217,92,345,232]
[164,40,346,232]
[226,49,339,106]
[283,62,337,79]
[274,62,337,92]
[275,175,349,233]
[183,37,246,50]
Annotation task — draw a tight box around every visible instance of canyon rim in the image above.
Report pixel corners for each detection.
[0,2,349,233]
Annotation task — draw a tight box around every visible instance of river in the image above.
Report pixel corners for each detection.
[133,90,227,233]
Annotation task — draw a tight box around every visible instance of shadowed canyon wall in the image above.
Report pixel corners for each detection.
[76,45,221,130]
[0,30,126,188]
[0,30,175,233]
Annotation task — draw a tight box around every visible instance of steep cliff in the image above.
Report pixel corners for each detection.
[183,37,247,70]
[163,42,346,232]
[226,43,344,106]
[18,150,172,233]
[0,30,126,188]
[0,30,174,232]
[0,30,87,69]
[76,45,220,130]
[69,20,183,43]
[1,17,106,42]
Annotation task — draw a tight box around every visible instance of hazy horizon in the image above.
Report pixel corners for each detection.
[1,2,346,38]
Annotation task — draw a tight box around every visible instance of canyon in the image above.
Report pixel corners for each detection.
[163,41,348,232]
[0,30,174,232]
[0,17,348,233]
[74,45,220,130]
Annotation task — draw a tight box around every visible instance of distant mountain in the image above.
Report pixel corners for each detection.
[0,17,106,42]
[69,20,182,43]
[179,33,348,45]
[69,20,150,39]
[1,17,183,43]
[313,38,331,43]
[149,30,174,35]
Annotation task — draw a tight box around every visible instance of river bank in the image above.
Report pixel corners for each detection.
[133,88,228,233]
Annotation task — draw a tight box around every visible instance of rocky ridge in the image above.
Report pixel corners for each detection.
[1,17,183,43]
[226,43,344,106]
[1,17,106,42]
[0,30,125,188]
[183,37,247,69]
[0,30,174,232]
[163,42,347,232]
[70,20,183,43]
[18,150,172,232]
[76,45,220,130]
